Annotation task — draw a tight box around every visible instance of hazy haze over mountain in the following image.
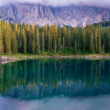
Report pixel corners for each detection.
[0,0,110,7]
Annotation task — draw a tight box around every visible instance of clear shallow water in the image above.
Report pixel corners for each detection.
[0,59,110,110]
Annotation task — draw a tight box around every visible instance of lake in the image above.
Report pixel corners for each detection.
[0,59,110,110]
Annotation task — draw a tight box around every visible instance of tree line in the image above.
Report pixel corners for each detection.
[0,21,110,54]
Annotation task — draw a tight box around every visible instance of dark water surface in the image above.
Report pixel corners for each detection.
[0,59,110,110]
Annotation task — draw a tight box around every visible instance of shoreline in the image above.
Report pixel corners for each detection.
[0,54,110,64]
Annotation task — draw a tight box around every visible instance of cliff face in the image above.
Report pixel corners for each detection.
[0,3,110,27]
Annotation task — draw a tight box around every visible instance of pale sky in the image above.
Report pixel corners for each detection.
[0,0,110,7]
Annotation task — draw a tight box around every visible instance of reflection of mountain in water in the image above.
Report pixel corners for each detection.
[0,59,110,99]
[4,81,110,99]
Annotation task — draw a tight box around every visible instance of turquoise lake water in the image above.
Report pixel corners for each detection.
[0,59,110,110]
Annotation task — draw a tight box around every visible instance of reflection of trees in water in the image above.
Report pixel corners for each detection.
[0,59,110,95]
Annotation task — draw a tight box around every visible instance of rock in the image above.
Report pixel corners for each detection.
[0,57,8,62]
[0,3,110,27]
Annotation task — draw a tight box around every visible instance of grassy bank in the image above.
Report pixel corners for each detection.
[0,53,110,63]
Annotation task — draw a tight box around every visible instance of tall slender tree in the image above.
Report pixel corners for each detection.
[42,29,45,52]
[0,26,3,54]
[11,32,17,53]
[22,29,27,53]
[36,27,40,54]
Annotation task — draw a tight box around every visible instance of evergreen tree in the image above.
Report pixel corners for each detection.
[3,22,11,53]
[81,26,86,52]
[48,29,52,52]
[95,27,98,53]
[0,21,109,55]
[89,33,95,53]
[74,40,77,54]
[58,29,61,52]
[30,24,35,53]
[36,27,40,54]
[67,29,71,48]
[11,32,17,53]
[97,25,102,54]
[0,26,3,54]
[22,29,27,53]
[32,40,35,54]
[53,25,58,53]
[62,26,67,50]
[42,29,45,52]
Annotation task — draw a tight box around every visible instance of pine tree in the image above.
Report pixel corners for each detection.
[36,27,40,54]
[26,24,31,53]
[95,27,98,53]
[62,26,67,50]
[48,29,52,52]
[42,29,45,52]
[22,29,27,53]
[74,40,77,54]
[81,26,86,52]
[11,32,17,53]
[67,29,71,48]
[0,21,109,55]
[89,32,95,53]
[97,25,102,54]
[32,40,35,54]
[3,22,11,53]
[0,26,3,54]
[58,29,61,52]
[45,24,48,49]
[30,24,35,53]
[53,25,58,53]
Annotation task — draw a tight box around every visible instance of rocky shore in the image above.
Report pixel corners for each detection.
[0,57,10,64]
[0,54,110,64]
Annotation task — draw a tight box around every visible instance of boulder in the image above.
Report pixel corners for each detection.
[0,57,8,62]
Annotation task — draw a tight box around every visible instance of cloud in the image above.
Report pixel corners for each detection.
[0,0,110,7]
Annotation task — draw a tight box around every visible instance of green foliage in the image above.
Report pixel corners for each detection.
[22,29,27,53]
[0,21,110,55]
[0,24,3,53]
[11,32,17,53]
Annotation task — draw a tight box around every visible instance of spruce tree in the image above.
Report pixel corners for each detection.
[32,40,35,54]
[53,25,58,53]
[67,29,71,48]
[3,22,11,53]
[48,29,52,52]
[97,25,102,54]
[58,29,61,52]
[0,26,3,54]
[11,32,17,53]
[22,29,27,54]
[74,40,77,54]
[63,26,67,50]
[36,27,40,54]
[95,27,98,53]
[30,24,35,53]
[42,29,45,52]
[89,33,95,53]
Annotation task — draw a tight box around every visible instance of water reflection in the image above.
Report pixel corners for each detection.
[0,59,110,99]
[0,96,110,110]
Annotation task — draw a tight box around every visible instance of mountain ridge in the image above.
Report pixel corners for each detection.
[0,2,110,27]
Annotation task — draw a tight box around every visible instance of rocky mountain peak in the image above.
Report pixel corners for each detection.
[0,3,110,27]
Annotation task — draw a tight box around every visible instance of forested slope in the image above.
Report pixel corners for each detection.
[0,21,110,55]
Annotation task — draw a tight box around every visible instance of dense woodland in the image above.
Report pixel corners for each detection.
[0,21,110,55]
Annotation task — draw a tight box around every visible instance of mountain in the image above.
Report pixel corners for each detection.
[0,3,110,27]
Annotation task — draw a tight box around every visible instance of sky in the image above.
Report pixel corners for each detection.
[0,0,110,7]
